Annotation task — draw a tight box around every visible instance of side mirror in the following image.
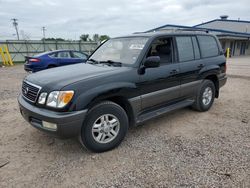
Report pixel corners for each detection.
[144,56,160,68]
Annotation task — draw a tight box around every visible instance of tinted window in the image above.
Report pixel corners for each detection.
[72,52,87,59]
[147,38,173,64]
[197,36,219,58]
[57,51,71,58]
[192,37,200,59]
[176,37,194,62]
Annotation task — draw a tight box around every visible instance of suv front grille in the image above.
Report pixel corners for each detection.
[22,81,41,103]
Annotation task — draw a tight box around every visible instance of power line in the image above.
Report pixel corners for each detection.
[11,18,20,40]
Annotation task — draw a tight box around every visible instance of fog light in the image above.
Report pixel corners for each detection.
[42,121,57,130]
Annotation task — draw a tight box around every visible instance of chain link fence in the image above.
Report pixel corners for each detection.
[0,40,98,63]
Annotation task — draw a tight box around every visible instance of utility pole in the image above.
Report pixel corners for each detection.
[11,18,19,40]
[42,26,46,40]
[42,27,46,51]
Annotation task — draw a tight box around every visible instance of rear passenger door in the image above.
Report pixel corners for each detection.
[176,36,204,98]
[56,51,75,66]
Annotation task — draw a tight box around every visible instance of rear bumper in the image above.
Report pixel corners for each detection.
[24,63,44,72]
[24,63,33,72]
[219,75,227,88]
[18,95,87,138]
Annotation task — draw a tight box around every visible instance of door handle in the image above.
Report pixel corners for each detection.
[197,64,205,69]
[170,69,178,75]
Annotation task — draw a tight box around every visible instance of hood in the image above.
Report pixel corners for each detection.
[25,63,120,89]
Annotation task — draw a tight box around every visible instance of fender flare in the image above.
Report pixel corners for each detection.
[73,82,137,111]
[199,64,220,80]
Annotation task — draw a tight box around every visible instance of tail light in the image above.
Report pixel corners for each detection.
[29,58,40,63]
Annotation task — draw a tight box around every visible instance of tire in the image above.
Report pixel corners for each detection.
[47,65,56,69]
[80,101,129,153]
[192,80,215,112]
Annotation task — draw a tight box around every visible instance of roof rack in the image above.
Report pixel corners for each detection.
[175,28,209,33]
[143,28,210,34]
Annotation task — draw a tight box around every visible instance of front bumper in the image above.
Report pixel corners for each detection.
[18,95,87,138]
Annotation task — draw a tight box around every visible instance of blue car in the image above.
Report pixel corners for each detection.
[24,50,88,72]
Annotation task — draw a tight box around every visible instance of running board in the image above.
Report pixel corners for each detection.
[136,99,194,124]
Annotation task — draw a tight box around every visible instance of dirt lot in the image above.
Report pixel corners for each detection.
[0,57,250,187]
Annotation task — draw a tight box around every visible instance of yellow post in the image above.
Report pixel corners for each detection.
[4,45,14,66]
[0,46,8,66]
[226,48,230,59]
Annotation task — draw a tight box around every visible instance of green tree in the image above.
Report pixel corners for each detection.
[42,38,65,41]
[99,35,110,42]
[80,34,89,41]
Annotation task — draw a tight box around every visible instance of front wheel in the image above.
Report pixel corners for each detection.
[80,101,129,152]
[192,80,215,112]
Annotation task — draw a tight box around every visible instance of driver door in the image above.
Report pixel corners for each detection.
[139,37,181,111]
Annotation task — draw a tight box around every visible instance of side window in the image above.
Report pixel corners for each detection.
[176,36,194,62]
[197,36,219,58]
[72,52,87,59]
[57,51,71,58]
[147,38,173,64]
[192,37,200,59]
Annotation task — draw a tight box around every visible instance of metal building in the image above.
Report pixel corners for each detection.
[147,16,250,56]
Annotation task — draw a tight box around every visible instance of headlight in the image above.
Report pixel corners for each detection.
[38,92,47,104]
[46,90,74,108]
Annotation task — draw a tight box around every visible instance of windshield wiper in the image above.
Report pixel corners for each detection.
[87,58,99,64]
[99,60,122,67]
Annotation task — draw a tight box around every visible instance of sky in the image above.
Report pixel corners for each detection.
[0,0,250,40]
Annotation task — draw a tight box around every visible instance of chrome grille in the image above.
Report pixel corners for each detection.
[22,81,41,103]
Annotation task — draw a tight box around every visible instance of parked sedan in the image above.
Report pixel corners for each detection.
[24,50,88,72]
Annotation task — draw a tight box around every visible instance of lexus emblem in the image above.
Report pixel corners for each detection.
[24,87,29,95]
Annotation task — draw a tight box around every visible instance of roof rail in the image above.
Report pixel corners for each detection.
[175,28,209,33]
[143,28,210,34]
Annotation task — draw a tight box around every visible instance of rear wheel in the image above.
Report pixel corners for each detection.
[192,80,215,112]
[47,65,57,69]
[80,101,129,152]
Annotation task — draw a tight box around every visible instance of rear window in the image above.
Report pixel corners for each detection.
[49,53,56,57]
[176,36,194,62]
[72,52,87,59]
[197,36,219,58]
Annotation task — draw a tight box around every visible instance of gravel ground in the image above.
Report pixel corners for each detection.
[0,57,250,187]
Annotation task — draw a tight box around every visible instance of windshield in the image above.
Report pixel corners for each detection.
[88,37,149,65]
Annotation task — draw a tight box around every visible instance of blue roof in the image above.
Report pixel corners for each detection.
[194,19,250,27]
[146,23,250,38]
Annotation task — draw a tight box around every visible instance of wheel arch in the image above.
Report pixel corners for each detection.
[86,95,136,127]
[71,82,138,126]
[204,74,219,98]
[47,64,57,68]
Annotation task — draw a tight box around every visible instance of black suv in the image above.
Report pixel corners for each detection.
[18,31,227,152]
